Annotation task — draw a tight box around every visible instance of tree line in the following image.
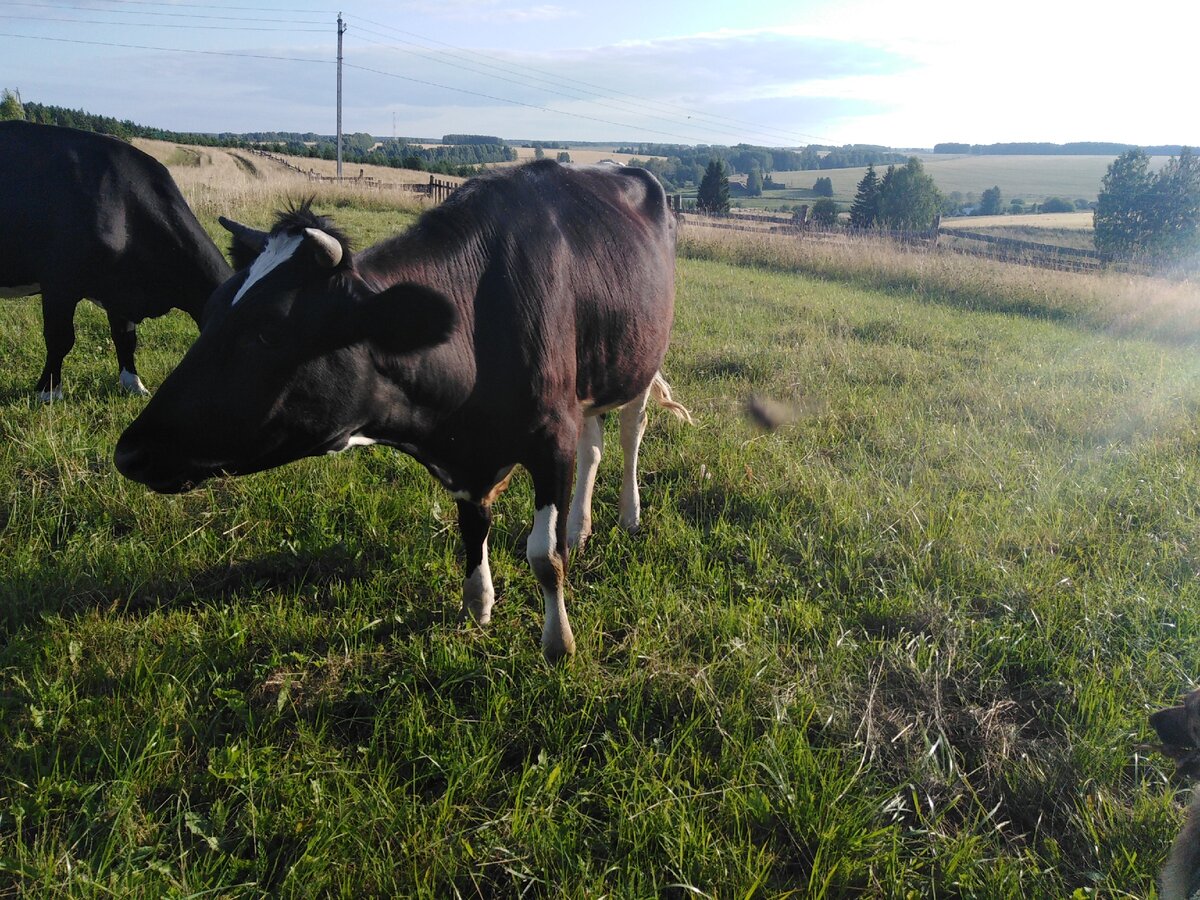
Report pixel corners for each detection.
[0,93,515,176]
[619,142,909,192]
[935,141,1187,156]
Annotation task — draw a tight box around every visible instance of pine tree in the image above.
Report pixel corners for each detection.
[697,159,730,215]
[849,164,880,228]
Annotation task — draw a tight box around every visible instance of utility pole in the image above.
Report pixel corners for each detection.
[336,12,345,181]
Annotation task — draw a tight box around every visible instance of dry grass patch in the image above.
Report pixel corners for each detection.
[680,222,1200,344]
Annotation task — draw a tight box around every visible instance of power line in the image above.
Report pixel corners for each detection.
[341,59,757,145]
[0,12,327,31]
[0,30,332,63]
[10,1,328,25]
[350,26,745,146]
[346,13,834,146]
[47,0,331,11]
[351,32,732,147]
[2,20,834,148]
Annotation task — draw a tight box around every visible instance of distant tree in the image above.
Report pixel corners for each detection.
[696,159,730,214]
[877,157,942,230]
[1041,196,1074,213]
[0,88,23,121]
[800,146,822,170]
[1094,149,1156,260]
[402,155,424,171]
[1144,147,1200,262]
[557,151,572,163]
[1075,198,1091,210]
[812,176,833,197]
[811,198,839,227]
[534,145,545,160]
[746,166,763,197]
[1009,198,1026,214]
[849,164,880,228]
[979,186,1003,215]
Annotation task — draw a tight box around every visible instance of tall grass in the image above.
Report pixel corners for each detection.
[680,223,1200,344]
[2,159,1199,895]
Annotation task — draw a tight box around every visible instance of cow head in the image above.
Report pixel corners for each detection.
[115,203,457,493]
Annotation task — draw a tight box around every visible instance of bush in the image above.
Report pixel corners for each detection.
[811,198,839,227]
[1041,197,1074,213]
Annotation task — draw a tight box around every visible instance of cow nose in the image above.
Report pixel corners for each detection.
[113,436,149,481]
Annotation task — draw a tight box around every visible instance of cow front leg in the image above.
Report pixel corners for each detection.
[567,413,604,550]
[36,292,78,402]
[107,310,149,396]
[528,451,577,661]
[618,388,652,531]
[457,499,495,624]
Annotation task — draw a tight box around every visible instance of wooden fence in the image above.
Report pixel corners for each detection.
[678,206,1123,274]
[242,148,459,201]
[937,228,1101,272]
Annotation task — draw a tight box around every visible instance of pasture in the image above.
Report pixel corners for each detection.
[941,212,1098,252]
[3,155,1200,895]
[773,154,1174,207]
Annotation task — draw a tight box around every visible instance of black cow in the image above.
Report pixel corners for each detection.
[115,160,691,659]
[0,121,232,399]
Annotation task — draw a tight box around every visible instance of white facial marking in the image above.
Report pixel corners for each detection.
[0,283,40,298]
[232,232,305,306]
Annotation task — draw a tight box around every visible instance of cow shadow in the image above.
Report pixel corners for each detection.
[0,542,446,646]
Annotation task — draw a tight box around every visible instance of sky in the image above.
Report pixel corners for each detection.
[2,0,1197,149]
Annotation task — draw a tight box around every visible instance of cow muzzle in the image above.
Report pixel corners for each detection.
[114,432,208,494]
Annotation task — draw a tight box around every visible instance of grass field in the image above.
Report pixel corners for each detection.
[940,212,1098,251]
[4,159,1200,895]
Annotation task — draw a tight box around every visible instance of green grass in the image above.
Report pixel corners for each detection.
[3,204,1199,896]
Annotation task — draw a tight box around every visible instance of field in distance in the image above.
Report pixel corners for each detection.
[771,154,1173,207]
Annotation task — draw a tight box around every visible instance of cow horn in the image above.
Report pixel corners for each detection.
[218,216,269,251]
[305,227,343,268]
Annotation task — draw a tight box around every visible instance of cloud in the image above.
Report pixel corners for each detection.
[337,27,915,143]
[394,2,579,24]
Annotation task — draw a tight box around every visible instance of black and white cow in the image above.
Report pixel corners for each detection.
[0,120,232,399]
[115,160,691,659]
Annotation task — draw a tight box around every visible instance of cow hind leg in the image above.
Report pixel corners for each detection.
[567,413,604,550]
[457,500,496,624]
[36,292,79,402]
[528,446,577,661]
[618,388,652,532]
[107,310,150,396]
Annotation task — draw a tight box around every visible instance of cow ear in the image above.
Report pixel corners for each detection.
[219,216,270,271]
[356,283,458,354]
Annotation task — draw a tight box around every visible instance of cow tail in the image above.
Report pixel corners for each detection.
[650,372,694,424]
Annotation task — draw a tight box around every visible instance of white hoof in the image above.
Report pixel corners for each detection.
[37,387,63,403]
[119,370,150,396]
